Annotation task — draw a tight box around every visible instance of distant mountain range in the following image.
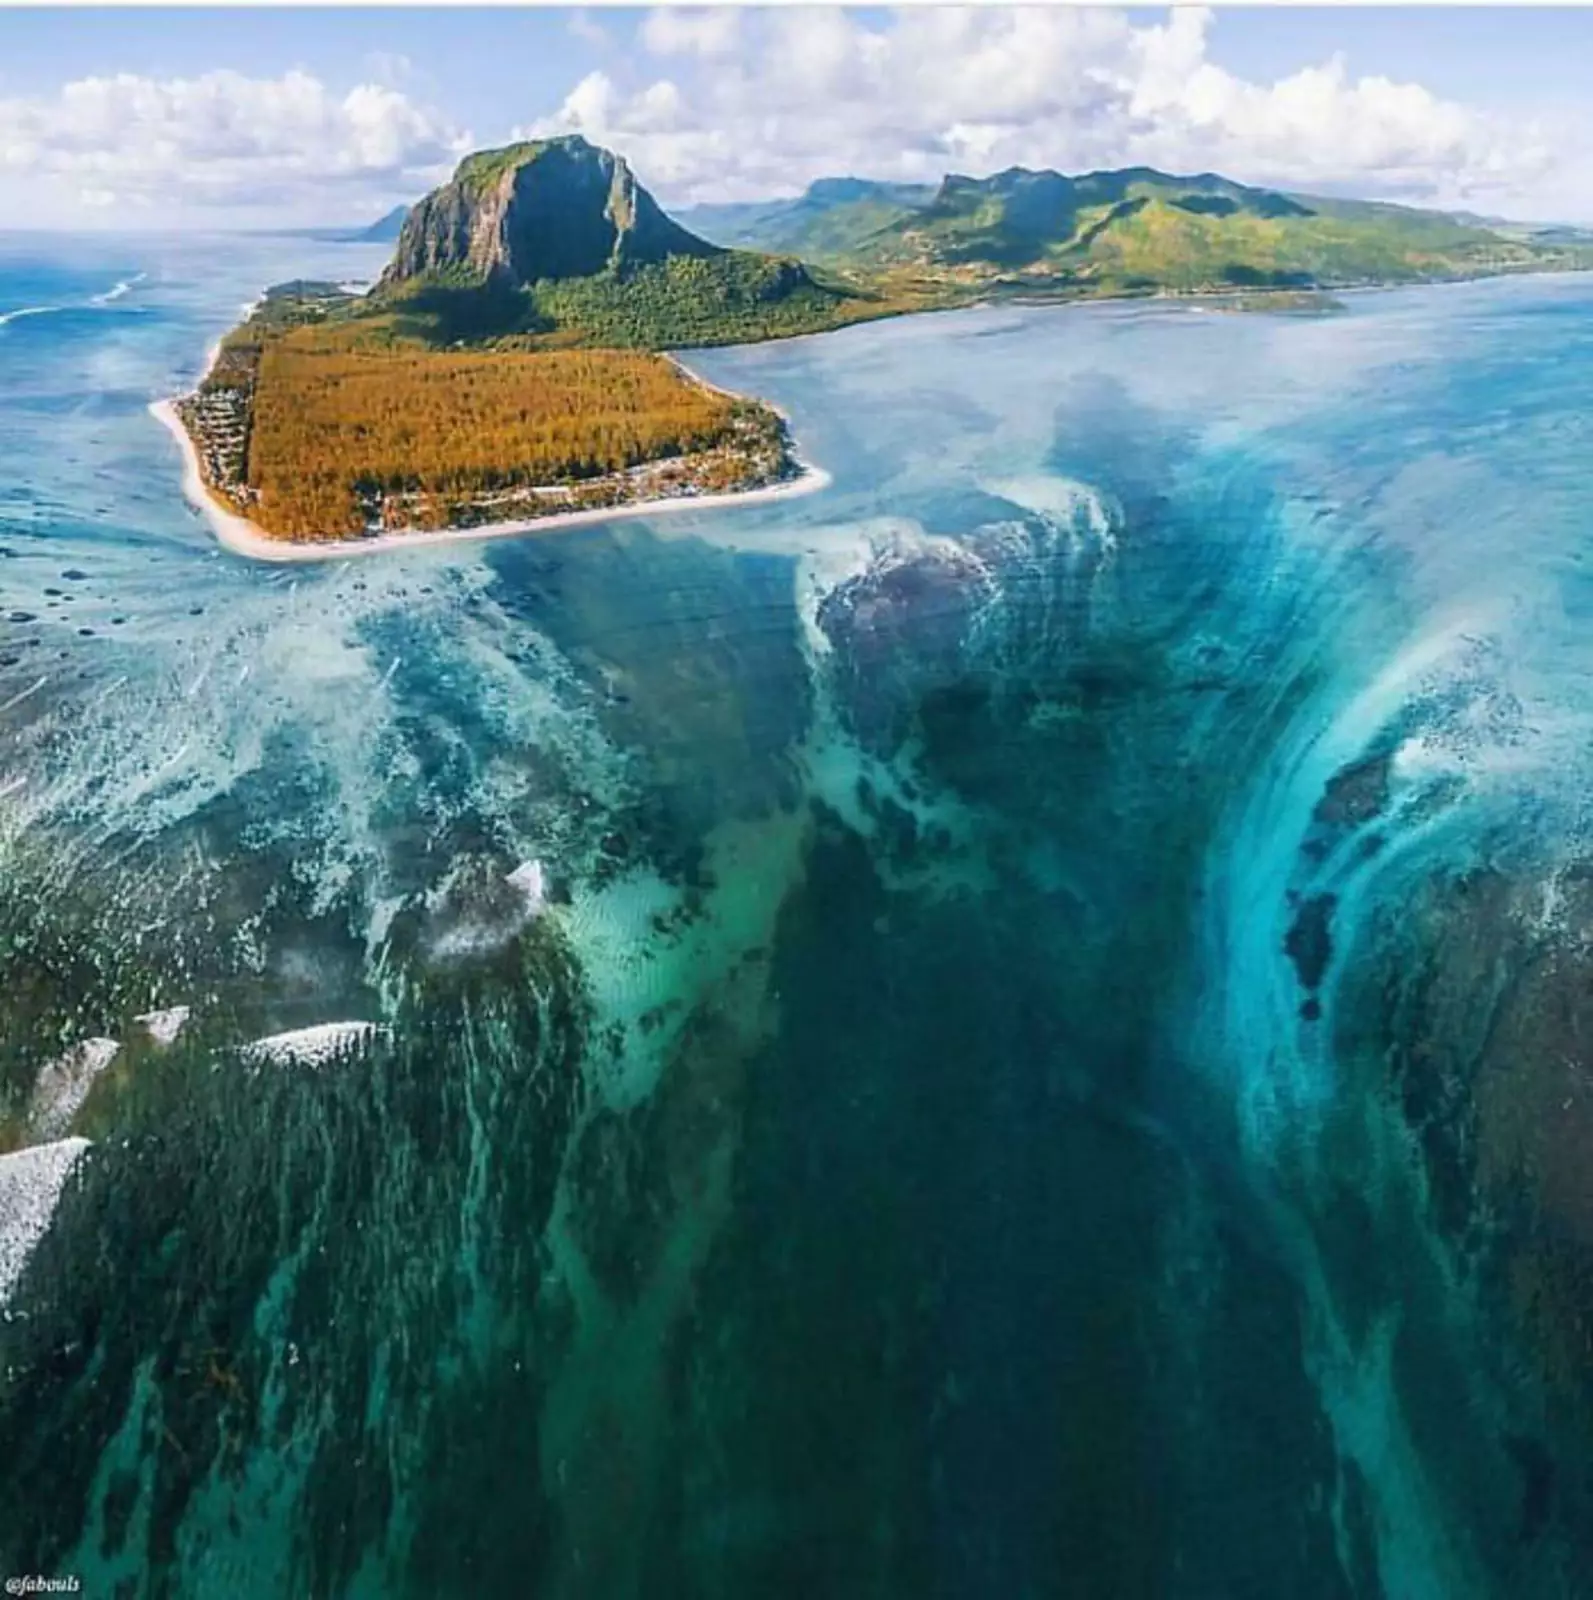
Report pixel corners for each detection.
[188,137,1593,547]
[252,136,1593,357]
[270,205,412,246]
[361,139,1589,349]
[357,204,411,244]
[680,167,1585,293]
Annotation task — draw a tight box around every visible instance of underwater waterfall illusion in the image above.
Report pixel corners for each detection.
[7,237,1593,1597]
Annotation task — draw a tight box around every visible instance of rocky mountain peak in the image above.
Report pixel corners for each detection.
[381,135,720,290]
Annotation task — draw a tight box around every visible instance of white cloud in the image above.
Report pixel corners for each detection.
[640,8,741,60]
[528,5,1573,218]
[0,67,470,220]
[362,51,416,89]
[534,69,614,140]
[567,10,611,52]
[4,8,1585,228]
[1114,10,1550,202]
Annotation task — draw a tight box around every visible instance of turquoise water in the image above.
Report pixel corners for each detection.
[6,234,1593,1595]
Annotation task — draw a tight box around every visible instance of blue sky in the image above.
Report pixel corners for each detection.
[3,6,1591,228]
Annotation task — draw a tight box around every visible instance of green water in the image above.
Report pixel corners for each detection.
[7,245,1593,1595]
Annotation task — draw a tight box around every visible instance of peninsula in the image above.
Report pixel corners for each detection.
[162,135,1592,556]
[159,136,882,555]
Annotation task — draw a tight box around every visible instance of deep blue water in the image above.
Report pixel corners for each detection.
[6,234,1593,1596]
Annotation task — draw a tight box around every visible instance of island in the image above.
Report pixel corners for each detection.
[159,134,1593,558]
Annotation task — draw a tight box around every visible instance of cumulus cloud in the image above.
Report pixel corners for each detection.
[527,5,1565,215]
[640,7,741,59]
[3,8,1583,227]
[362,51,417,88]
[0,67,470,218]
[566,10,611,52]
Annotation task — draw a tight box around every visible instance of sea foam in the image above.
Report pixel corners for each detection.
[0,305,59,329]
[0,1138,90,1303]
[90,272,146,306]
[136,1006,190,1047]
[240,1021,388,1067]
[28,1038,119,1140]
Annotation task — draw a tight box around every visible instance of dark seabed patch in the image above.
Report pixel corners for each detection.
[7,251,1593,1598]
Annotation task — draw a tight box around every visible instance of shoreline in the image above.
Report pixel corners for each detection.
[149,395,832,565]
[153,264,1593,566]
[151,324,832,566]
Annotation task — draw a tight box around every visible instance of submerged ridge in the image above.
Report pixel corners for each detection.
[4,238,1593,1596]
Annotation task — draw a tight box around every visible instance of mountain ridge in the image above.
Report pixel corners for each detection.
[372,140,1591,343]
[371,135,877,348]
[358,204,411,244]
[680,161,1589,291]
[679,177,937,260]
[173,135,1593,550]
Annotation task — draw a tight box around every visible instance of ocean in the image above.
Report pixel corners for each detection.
[5,231,1593,1597]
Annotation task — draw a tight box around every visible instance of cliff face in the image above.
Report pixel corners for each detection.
[381,135,720,288]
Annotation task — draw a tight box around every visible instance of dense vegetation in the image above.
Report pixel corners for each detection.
[237,337,775,540]
[523,255,895,347]
[358,255,896,351]
[175,138,1593,546]
[1047,197,1550,291]
[681,179,937,263]
[685,165,1593,293]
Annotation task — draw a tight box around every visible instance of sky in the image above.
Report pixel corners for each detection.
[3,5,1593,230]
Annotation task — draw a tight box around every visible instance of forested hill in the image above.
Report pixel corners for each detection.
[369,135,885,348]
[173,137,1593,547]
[682,165,1592,294]
[678,178,938,262]
[355,141,1589,348]
[171,137,888,547]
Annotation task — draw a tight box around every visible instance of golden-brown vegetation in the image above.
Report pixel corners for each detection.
[188,324,788,541]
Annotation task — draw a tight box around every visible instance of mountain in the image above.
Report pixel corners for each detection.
[372,135,875,347]
[179,139,1593,550]
[271,205,412,245]
[687,164,1588,294]
[1481,217,1593,248]
[880,167,1313,271]
[358,204,411,244]
[681,178,937,262]
[355,144,1586,347]
[381,136,718,287]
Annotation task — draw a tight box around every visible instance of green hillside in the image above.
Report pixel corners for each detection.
[690,164,1591,298]
[178,136,1593,552]
[368,136,890,349]
[1039,190,1548,292]
[524,253,888,347]
[364,251,894,351]
[682,178,937,264]
[239,143,1593,363]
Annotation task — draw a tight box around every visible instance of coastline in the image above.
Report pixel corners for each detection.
[153,265,1592,567]
[151,327,832,566]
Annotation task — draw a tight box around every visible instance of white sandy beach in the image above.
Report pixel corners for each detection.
[149,337,832,566]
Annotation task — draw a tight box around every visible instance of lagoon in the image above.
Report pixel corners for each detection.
[4,233,1593,1597]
